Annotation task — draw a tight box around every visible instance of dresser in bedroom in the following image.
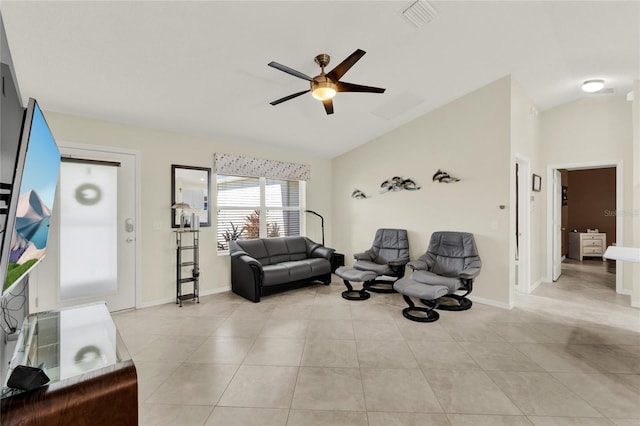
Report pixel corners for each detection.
[568,232,607,261]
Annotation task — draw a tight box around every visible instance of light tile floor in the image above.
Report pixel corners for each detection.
[114,259,640,425]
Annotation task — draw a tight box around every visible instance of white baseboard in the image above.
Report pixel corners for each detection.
[137,297,175,309]
[632,300,640,309]
[201,286,232,297]
[136,285,231,309]
[468,295,513,310]
[617,288,632,296]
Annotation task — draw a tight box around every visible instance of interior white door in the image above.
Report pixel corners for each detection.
[552,169,562,281]
[34,146,137,312]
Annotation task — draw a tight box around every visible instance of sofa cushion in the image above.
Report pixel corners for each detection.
[235,239,271,265]
[432,256,465,278]
[279,261,312,281]
[411,270,460,293]
[264,238,291,264]
[301,258,331,275]
[285,237,309,261]
[263,259,329,286]
[262,264,291,286]
[354,260,392,276]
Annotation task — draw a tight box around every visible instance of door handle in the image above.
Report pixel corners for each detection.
[126,237,135,243]
[125,218,134,233]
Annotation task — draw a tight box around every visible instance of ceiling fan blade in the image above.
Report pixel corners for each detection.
[336,81,386,94]
[326,49,366,82]
[323,99,334,115]
[270,90,310,106]
[268,62,313,81]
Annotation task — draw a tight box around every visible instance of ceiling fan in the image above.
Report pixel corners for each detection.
[268,49,386,115]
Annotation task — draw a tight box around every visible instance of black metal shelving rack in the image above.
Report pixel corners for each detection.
[175,229,200,307]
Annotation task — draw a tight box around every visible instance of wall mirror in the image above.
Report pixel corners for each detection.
[171,165,211,228]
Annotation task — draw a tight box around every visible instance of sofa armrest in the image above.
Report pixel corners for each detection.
[230,251,264,302]
[303,237,335,260]
[310,245,335,260]
[232,251,262,269]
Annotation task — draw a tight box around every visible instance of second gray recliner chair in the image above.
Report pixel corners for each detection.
[408,231,481,311]
[353,228,410,293]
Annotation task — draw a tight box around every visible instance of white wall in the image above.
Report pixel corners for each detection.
[510,79,543,295]
[43,112,333,307]
[37,82,635,311]
[540,96,634,293]
[332,76,513,308]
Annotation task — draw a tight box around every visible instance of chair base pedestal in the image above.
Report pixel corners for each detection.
[393,279,448,323]
[364,280,396,294]
[421,294,472,311]
[402,306,440,322]
[342,290,370,301]
[335,267,378,302]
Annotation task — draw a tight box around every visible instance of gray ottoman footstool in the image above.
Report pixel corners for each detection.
[335,266,377,301]
[393,278,449,322]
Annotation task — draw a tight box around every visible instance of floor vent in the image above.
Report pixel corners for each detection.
[401,0,438,27]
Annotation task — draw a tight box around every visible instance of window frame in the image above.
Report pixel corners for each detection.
[216,175,306,253]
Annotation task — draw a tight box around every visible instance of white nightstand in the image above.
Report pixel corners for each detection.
[568,232,606,261]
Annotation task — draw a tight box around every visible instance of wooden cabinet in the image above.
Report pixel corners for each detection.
[568,232,606,261]
[1,303,137,425]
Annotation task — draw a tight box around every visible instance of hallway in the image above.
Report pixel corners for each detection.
[516,258,638,333]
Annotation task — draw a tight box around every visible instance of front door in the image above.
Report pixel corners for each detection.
[33,144,138,312]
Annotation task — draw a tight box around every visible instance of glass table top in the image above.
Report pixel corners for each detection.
[2,302,131,397]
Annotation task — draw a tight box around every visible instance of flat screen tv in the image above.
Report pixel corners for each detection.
[0,98,61,295]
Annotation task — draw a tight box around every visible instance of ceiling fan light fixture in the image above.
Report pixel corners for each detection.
[581,79,605,93]
[311,79,337,101]
[312,86,336,101]
[268,49,385,114]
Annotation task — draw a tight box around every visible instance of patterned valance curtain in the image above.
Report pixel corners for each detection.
[214,153,310,181]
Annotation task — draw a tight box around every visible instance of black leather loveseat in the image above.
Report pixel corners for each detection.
[229,236,335,302]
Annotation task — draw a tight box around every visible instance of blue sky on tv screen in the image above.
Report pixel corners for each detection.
[20,103,60,208]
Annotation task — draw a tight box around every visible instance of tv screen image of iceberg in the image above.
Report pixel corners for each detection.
[3,101,60,292]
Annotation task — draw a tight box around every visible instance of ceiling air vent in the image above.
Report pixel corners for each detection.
[402,0,438,27]
[587,88,615,96]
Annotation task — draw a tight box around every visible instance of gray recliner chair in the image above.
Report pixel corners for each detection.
[353,228,410,293]
[408,231,481,311]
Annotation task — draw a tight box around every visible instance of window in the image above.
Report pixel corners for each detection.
[216,175,304,251]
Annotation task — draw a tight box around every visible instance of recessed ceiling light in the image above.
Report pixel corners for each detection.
[582,79,605,93]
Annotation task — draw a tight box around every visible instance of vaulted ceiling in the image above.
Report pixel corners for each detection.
[2,1,638,158]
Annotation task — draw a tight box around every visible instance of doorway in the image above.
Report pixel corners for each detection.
[31,143,141,312]
[547,161,623,293]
